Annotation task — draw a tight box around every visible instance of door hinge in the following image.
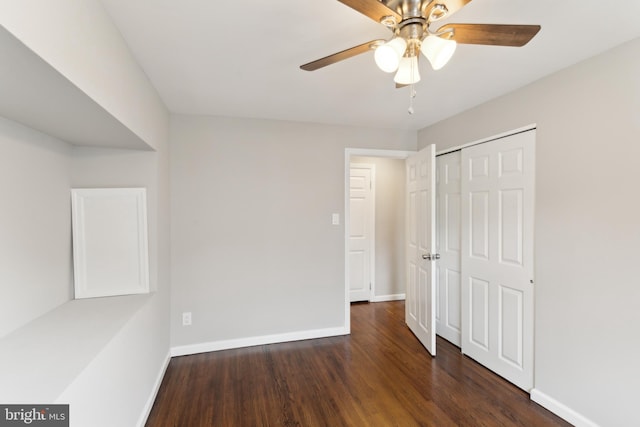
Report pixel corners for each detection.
[369,283,372,290]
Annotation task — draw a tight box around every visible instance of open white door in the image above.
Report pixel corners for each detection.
[405,144,437,356]
[461,130,535,390]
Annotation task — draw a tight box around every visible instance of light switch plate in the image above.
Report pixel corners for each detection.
[332,213,340,225]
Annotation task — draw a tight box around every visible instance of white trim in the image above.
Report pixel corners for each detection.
[370,165,376,301]
[136,350,171,427]
[530,389,599,427]
[344,148,414,334]
[347,148,414,158]
[436,124,537,156]
[371,293,406,302]
[170,327,348,357]
[348,162,376,302]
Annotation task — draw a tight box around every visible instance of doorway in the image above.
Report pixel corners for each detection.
[344,149,413,333]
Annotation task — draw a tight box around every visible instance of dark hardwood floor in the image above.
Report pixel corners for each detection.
[146,301,570,426]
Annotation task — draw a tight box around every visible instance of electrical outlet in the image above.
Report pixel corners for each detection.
[182,312,192,326]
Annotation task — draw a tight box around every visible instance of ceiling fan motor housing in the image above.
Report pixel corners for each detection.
[399,18,428,49]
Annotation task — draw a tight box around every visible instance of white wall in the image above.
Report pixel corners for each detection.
[0,0,167,149]
[418,37,640,426]
[0,117,72,338]
[170,115,416,348]
[351,156,405,299]
[0,2,171,424]
[0,117,171,426]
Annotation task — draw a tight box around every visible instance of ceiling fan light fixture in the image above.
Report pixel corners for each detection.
[421,35,457,70]
[374,37,407,73]
[394,55,420,85]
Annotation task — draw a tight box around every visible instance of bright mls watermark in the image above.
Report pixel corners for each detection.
[0,405,68,426]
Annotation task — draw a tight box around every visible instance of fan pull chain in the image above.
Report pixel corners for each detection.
[408,84,416,115]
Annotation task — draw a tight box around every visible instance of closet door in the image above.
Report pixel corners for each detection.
[461,130,535,391]
[436,152,462,346]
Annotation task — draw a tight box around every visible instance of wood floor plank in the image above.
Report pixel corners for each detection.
[146,301,570,426]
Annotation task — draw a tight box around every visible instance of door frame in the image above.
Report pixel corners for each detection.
[344,148,415,333]
[348,162,376,302]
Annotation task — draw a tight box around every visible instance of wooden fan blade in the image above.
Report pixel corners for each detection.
[440,23,541,47]
[338,0,401,25]
[300,40,384,71]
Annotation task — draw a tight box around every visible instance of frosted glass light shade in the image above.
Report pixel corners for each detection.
[374,38,407,73]
[421,36,456,70]
[393,55,420,84]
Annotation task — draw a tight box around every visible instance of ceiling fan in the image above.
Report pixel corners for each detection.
[300,0,541,87]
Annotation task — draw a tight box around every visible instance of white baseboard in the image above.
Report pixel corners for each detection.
[136,350,171,427]
[530,388,599,427]
[371,293,405,302]
[170,326,349,357]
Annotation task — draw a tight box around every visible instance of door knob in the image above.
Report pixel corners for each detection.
[422,253,441,260]
[422,254,431,260]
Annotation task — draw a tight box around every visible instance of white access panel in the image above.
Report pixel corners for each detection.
[71,188,149,299]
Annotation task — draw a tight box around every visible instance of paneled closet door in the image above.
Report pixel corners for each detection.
[461,130,535,391]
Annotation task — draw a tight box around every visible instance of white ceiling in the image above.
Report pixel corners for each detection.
[99,0,640,130]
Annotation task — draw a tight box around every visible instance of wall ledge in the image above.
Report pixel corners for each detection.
[0,294,153,403]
